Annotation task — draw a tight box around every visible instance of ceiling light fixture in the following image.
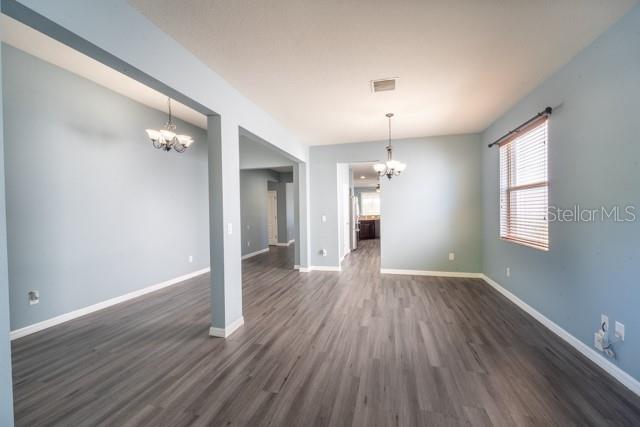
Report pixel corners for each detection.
[373,113,406,180]
[360,175,366,179]
[145,98,194,153]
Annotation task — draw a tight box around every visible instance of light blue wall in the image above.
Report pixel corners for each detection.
[285,183,295,241]
[0,35,15,427]
[240,169,279,255]
[310,135,482,272]
[3,45,210,330]
[481,6,640,380]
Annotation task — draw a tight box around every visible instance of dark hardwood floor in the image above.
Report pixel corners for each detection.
[11,239,640,426]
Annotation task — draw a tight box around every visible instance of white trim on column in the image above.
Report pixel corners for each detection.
[10,267,211,340]
[309,265,341,272]
[381,269,482,278]
[209,316,245,338]
[481,274,640,397]
[241,248,269,259]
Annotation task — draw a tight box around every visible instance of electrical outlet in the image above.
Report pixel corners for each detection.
[28,290,39,305]
[448,252,455,261]
[615,321,625,341]
[319,249,327,256]
[601,314,609,333]
[506,267,511,277]
[188,255,193,263]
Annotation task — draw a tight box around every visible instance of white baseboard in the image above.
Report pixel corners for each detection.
[381,269,482,278]
[294,265,339,272]
[310,265,341,272]
[241,247,269,259]
[288,239,295,245]
[480,274,640,397]
[275,240,295,247]
[10,267,211,340]
[209,316,244,338]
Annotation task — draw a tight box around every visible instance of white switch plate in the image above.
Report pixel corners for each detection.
[188,255,193,263]
[321,215,327,223]
[506,267,511,277]
[227,223,233,235]
[247,241,251,247]
[615,321,625,341]
[448,252,455,261]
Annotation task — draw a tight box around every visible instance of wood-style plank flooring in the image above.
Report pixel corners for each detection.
[11,240,640,426]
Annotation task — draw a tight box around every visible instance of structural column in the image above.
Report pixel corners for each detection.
[207,115,243,337]
[0,31,15,426]
[294,162,310,270]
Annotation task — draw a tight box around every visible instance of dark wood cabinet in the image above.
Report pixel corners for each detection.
[359,220,377,240]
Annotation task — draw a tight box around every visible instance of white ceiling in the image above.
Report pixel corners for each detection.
[351,163,379,188]
[0,14,207,130]
[130,0,636,146]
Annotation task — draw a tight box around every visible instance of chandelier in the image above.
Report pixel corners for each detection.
[373,113,406,179]
[145,98,194,153]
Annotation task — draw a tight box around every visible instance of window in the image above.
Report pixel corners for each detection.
[361,192,380,216]
[499,118,549,251]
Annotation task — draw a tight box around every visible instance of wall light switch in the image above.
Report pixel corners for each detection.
[227,223,233,235]
[247,241,251,247]
[506,267,511,277]
[448,252,455,261]
[321,215,327,223]
[188,255,193,263]
[615,321,625,341]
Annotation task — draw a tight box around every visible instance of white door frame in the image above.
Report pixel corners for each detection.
[342,183,351,258]
[267,190,278,245]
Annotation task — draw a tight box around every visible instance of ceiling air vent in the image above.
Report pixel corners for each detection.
[371,78,397,93]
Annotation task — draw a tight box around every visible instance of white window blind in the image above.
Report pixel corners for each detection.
[499,118,549,251]
[361,192,380,216]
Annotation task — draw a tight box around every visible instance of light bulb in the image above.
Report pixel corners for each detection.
[177,135,194,147]
[386,159,400,170]
[160,129,176,141]
[373,163,386,173]
[145,129,160,141]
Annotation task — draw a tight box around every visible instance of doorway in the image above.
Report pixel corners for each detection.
[338,162,381,267]
[267,190,278,245]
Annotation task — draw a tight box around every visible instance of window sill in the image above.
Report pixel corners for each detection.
[500,237,549,252]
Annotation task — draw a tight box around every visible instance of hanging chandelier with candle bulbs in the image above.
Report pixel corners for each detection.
[145,98,194,153]
[373,113,406,179]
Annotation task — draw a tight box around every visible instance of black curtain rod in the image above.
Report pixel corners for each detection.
[488,106,553,148]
